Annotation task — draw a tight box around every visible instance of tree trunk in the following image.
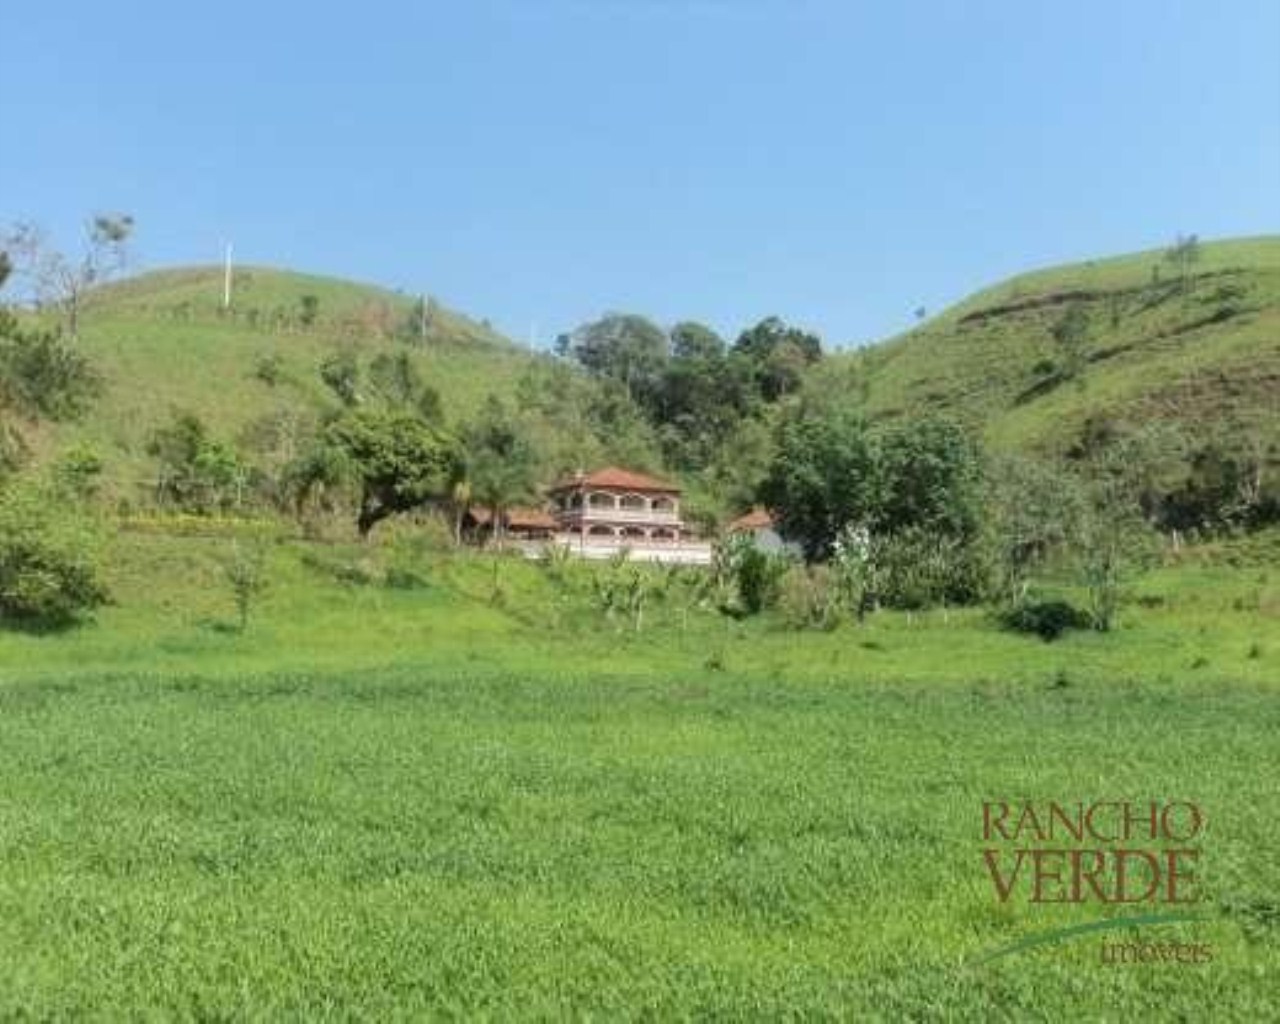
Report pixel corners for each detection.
[357,498,384,539]
[67,288,80,337]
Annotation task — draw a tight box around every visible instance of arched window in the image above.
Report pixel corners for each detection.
[652,528,675,542]
[619,493,647,511]
[588,524,615,537]
[652,497,675,513]
[621,526,647,539]
[588,492,615,509]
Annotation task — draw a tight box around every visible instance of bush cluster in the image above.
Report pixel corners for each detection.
[998,599,1092,642]
[0,486,107,627]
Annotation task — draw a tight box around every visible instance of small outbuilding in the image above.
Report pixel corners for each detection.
[462,505,558,542]
[726,507,799,556]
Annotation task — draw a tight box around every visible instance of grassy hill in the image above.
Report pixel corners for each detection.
[37,265,535,500]
[843,235,1280,457]
[22,237,1280,508]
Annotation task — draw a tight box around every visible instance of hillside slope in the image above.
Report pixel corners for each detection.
[847,235,1280,456]
[39,266,535,498]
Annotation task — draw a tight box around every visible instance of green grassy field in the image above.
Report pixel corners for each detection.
[1,530,1277,1018]
[836,235,1280,458]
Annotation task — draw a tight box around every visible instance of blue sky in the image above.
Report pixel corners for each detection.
[5,1,1278,347]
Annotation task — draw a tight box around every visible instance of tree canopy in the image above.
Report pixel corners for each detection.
[325,408,458,536]
[461,396,541,539]
[760,405,876,561]
[761,410,983,562]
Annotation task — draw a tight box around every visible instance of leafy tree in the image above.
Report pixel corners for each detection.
[368,351,442,421]
[1161,433,1278,532]
[147,411,248,513]
[298,294,320,327]
[0,261,107,628]
[461,396,544,598]
[1075,435,1162,631]
[670,321,725,362]
[861,420,1002,611]
[871,417,983,540]
[0,311,100,422]
[560,313,669,408]
[461,396,541,545]
[223,541,269,632]
[281,441,355,522]
[319,348,361,406]
[762,409,989,607]
[733,316,823,401]
[655,322,762,472]
[706,415,775,515]
[240,407,316,509]
[3,214,134,335]
[984,455,1084,607]
[0,481,107,628]
[51,444,105,502]
[513,357,661,477]
[760,405,876,561]
[325,408,458,536]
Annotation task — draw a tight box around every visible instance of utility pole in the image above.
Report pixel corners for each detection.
[223,243,233,310]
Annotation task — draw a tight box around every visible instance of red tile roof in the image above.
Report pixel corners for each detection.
[727,507,775,532]
[506,507,557,530]
[504,506,555,532]
[468,506,558,529]
[551,466,680,494]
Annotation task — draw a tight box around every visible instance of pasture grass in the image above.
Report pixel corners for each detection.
[0,531,1277,1017]
[28,265,529,496]
[838,234,1280,460]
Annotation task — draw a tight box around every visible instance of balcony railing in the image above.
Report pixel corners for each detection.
[557,507,681,525]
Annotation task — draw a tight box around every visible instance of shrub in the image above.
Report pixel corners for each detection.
[777,564,840,630]
[538,541,573,582]
[223,541,268,631]
[736,544,782,614]
[999,599,1092,642]
[299,294,320,328]
[253,353,285,386]
[148,411,249,514]
[869,527,990,611]
[0,485,107,627]
[51,443,104,501]
[712,532,788,616]
[299,549,376,586]
[384,566,428,590]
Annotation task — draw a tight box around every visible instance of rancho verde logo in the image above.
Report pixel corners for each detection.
[973,800,1212,965]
